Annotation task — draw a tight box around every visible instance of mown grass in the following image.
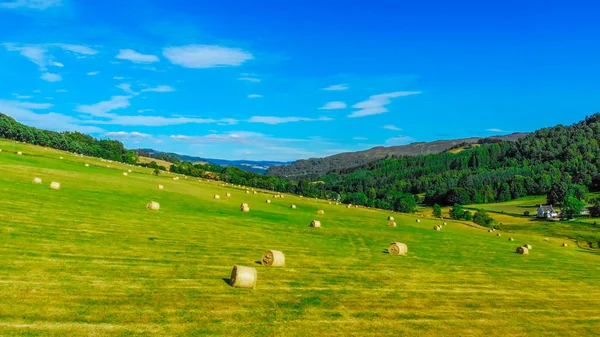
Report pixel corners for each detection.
[0,139,599,336]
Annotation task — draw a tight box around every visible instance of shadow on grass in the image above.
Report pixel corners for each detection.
[254,260,262,265]
[381,249,389,254]
[222,278,231,286]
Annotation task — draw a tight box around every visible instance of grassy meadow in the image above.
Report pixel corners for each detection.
[0,139,599,336]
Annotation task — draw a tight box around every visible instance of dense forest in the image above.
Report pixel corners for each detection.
[2,112,600,214]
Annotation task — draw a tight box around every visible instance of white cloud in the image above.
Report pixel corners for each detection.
[383,124,402,131]
[137,109,154,113]
[348,91,421,118]
[163,44,253,68]
[248,116,333,125]
[55,89,67,93]
[16,101,52,109]
[0,99,103,133]
[33,89,41,93]
[353,137,368,141]
[87,71,100,76]
[318,101,346,110]
[99,115,237,127]
[486,128,505,132]
[116,49,159,63]
[105,131,152,139]
[322,84,348,91]
[50,61,63,67]
[141,85,175,93]
[113,76,125,80]
[238,77,260,82]
[0,0,62,10]
[117,83,134,94]
[170,131,305,145]
[385,135,415,146]
[247,94,262,98]
[12,93,32,99]
[3,43,47,68]
[54,44,98,55]
[40,72,61,82]
[75,95,131,118]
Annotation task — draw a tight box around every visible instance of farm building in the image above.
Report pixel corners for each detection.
[537,205,558,219]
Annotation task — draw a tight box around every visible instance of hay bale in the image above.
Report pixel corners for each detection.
[516,246,529,255]
[17,151,22,155]
[416,219,421,223]
[128,169,132,173]
[123,172,128,176]
[226,193,231,197]
[433,225,440,231]
[347,204,352,208]
[544,238,549,241]
[59,156,63,159]
[388,242,408,255]
[488,229,493,233]
[496,233,501,237]
[266,199,271,204]
[173,177,179,180]
[388,221,397,227]
[310,220,321,228]
[246,190,250,194]
[214,194,221,199]
[509,237,514,241]
[146,201,160,210]
[157,184,164,190]
[240,203,250,212]
[290,205,296,209]
[0,149,2,152]
[562,242,568,247]
[388,216,395,221]
[253,191,257,194]
[443,222,447,225]
[262,250,285,267]
[230,265,257,288]
[317,210,325,215]
[33,177,42,184]
[491,228,496,232]
[85,163,89,167]
[523,244,532,250]
[50,182,60,190]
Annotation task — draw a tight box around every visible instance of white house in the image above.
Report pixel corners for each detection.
[537,205,558,219]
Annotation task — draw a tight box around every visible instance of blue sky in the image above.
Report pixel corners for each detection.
[0,0,599,161]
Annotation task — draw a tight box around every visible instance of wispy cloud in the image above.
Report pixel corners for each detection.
[87,71,100,76]
[238,76,260,83]
[54,43,98,56]
[40,72,61,82]
[12,93,32,99]
[16,101,52,109]
[486,128,505,132]
[0,0,62,10]
[3,43,48,68]
[322,84,348,91]
[142,85,175,93]
[75,95,131,118]
[55,89,67,93]
[318,101,346,110]
[348,91,421,118]
[113,76,125,80]
[353,137,368,141]
[163,44,253,68]
[247,94,262,98]
[105,131,152,139]
[385,135,415,146]
[116,49,159,63]
[117,83,134,94]
[248,116,333,125]
[383,124,402,131]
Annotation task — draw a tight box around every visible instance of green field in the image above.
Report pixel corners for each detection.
[1,139,599,336]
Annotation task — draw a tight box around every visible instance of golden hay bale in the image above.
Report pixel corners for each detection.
[157,184,164,190]
[262,250,285,267]
[508,237,514,241]
[173,177,179,180]
[226,193,231,197]
[523,244,532,250]
[128,169,132,173]
[496,233,501,237]
[253,191,257,194]
[433,225,440,231]
[240,205,250,212]
[33,177,42,184]
[246,190,250,194]
[85,163,89,167]
[336,202,339,205]
[443,222,447,225]
[0,149,2,152]
[59,156,63,159]
[346,204,352,208]
[214,194,221,199]
[491,228,496,232]
[146,201,160,210]
[310,220,321,228]
[230,265,257,289]
[266,199,271,204]
[544,238,549,241]
[388,221,397,227]
[106,165,110,168]
[388,242,408,255]
[329,202,332,205]
[291,205,296,209]
[388,216,395,221]
[516,246,529,255]
[562,242,568,247]
[50,182,60,190]
[416,219,421,223]
[488,229,493,233]
[17,151,22,155]
[123,172,128,176]
[317,210,325,215]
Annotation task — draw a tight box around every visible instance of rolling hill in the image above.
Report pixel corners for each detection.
[266,133,528,178]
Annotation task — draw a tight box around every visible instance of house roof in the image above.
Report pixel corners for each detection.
[538,205,554,211]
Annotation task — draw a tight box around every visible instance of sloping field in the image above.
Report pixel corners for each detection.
[0,139,599,336]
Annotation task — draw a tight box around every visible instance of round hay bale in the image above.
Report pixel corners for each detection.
[17,151,22,155]
[388,216,395,221]
[329,202,332,205]
[416,219,421,223]
[508,237,514,241]
[496,233,501,237]
[433,225,440,231]
[523,244,532,250]
[562,242,568,247]
[290,205,296,209]
[266,199,271,204]
[157,184,164,190]
[317,210,325,215]
[33,177,42,184]
[0,149,2,152]
[310,220,321,228]
[123,172,128,176]
[246,190,250,194]
[50,182,60,190]
[128,169,132,173]
[488,229,493,233]
[240,204,250,212]
[59,156,63,159]
[262,250,285,267]
[106,165,110,168]
[347,204,352,208]
[173,177,179,180]
[388,221,397,227]
[226,193,231,197]
[492,228,496,232]
[253,191,257,194]
[516,246,529,255]
[230,265,257,289]
[85,163,89,167]
[146,201,160,210]
[214,194,221,199]
[544,238,549,241]
[388,242,408,255]
[443,222,447,225]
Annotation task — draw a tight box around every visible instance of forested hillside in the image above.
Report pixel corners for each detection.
[266,133,527,178]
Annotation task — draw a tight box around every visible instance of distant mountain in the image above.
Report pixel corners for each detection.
[134,148,291,174]
[266,133,529,179]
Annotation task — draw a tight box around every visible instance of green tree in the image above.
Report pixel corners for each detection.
[432,204,442,218]
[561,196,584,219]
[449,204,465,220]
[473,209,495,227]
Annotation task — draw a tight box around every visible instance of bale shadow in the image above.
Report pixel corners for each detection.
[254,260,262,265]
[381,249,389,254]
[222,278,231,286]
